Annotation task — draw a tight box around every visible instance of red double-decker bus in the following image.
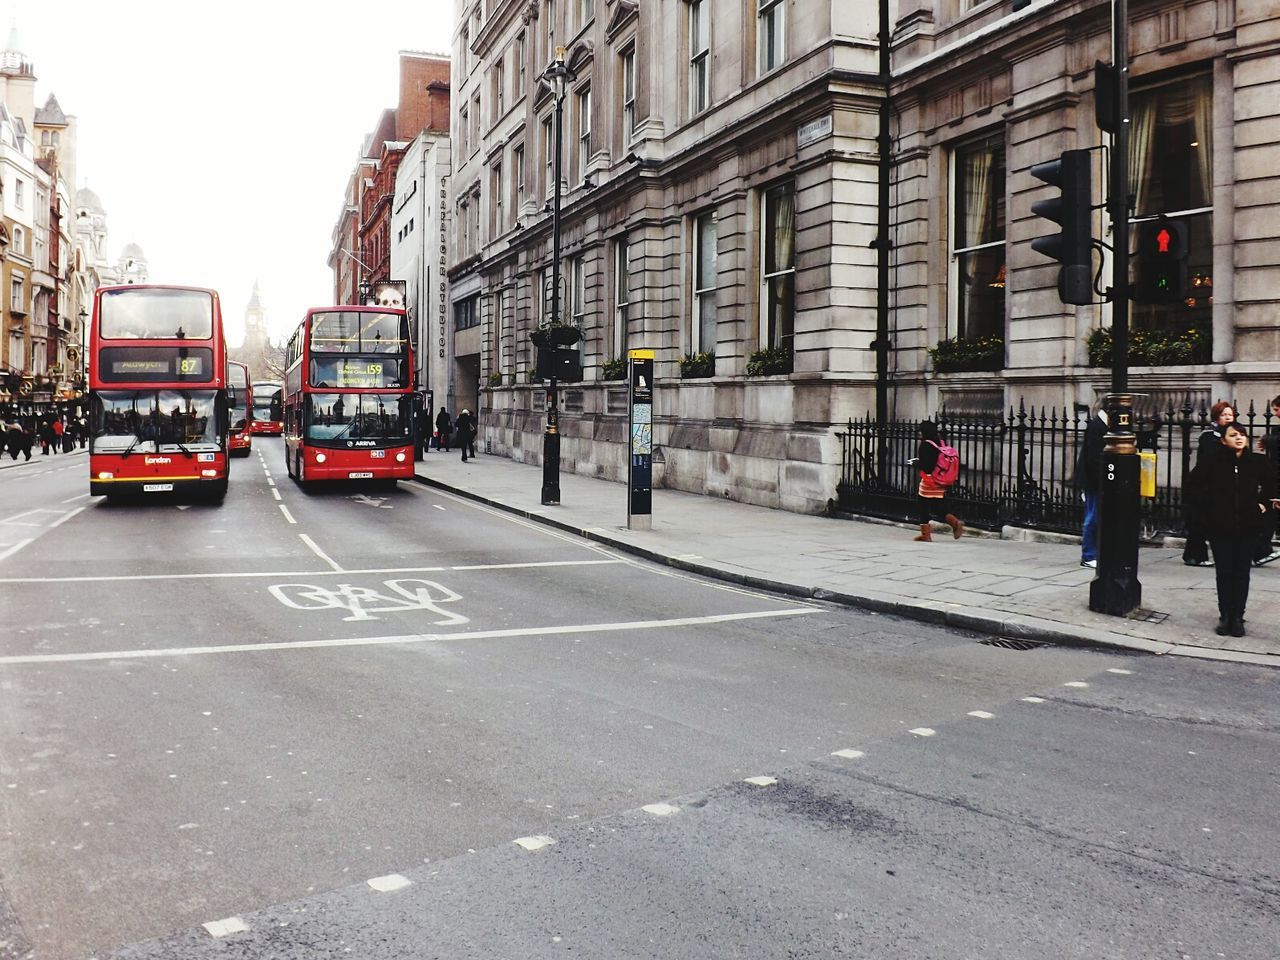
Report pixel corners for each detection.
[250,380,283,435]
[88,284,230,500]
[283,305,415,484]
[227,360,253,457]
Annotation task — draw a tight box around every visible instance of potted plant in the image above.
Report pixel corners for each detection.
[487,371,505,387]
[746,346,792,376]
[1086,326,1209,367]
[600,356,627,381]
[678,351,715,379]
[927,335,1004,373]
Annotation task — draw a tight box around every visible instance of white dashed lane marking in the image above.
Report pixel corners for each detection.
[830,749,865,760]
[203,917,249,938]
[743,776,777,787]
[909,728,936,737]
[513,835,555,851]
[1022,697,1046,703]
[1107,668,1133,675]
[642,803,679,817]
[1064,681,1089,688]
[367,874,412,893]
[968,710,995,720]
[279,504,297,524]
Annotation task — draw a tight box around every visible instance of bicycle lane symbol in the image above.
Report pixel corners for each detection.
[268,579,470,624]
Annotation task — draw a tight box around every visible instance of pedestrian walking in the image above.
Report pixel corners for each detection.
[1255,394,1280,566]
[434,407,452,452]
[52,416,65,453]
[1185,423,1276,638]
[38,419,54,455]
[1074,404,1109,568]
[910,420,964,542]
[455,408,477,462]
[77,416,89,448]
[1183,401,1236,566]
[2,420,21,460]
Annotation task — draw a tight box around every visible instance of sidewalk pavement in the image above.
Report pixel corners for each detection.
[414,449,1279,669]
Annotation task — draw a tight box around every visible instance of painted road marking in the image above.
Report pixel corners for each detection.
[0,608,817,665]
[299,534,343,572]
[1064,681,1089,688]
[831,749,865,760]
[1,508,66,526]
[909,728,936,737]
[49,506,86,528]
[202,917,249,938]
[743,776,777,787]
[367,874,412,893]
[0,558,625,585]
[968,710,995,720]
[271,488,282,501]
[279,504,297,524]
[433,504,446,511]
[1106,668,1133,675]
[513,835,555,851]
[0,539,34,564]
[642,803,679,817]
[60,493,91,504]
[269,579,468,624]
[1022,696,1046,703]
[267,478,275,487]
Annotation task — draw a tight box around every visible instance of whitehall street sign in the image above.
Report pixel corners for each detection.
[797,115,833,148]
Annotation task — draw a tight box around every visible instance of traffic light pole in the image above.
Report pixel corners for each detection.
[1089,0,1143,616]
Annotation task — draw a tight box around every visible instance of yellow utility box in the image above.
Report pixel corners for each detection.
[1139,451,1157,498]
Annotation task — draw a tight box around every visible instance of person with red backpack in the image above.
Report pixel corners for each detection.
[911,419,964,542]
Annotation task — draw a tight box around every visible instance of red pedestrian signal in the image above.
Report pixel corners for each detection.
[1156,228,1171,254]
[1135,219,1188,304]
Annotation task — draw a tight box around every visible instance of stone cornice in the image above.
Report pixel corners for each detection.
[604,0,639,43]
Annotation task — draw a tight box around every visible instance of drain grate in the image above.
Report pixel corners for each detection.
[979,637,1050,651]
[1127,608,1169,624]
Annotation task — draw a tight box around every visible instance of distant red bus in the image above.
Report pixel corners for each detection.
[250,381,283,435]
[88,284,229,500]
[227,360,253,457]
[283,305,415,484]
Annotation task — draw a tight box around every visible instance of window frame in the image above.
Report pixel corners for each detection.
[621,46,637,143]
[759,181,796,352]
[757,0,786,75]
[948,132,1007,343]
[577,84,592,183]
[692,211,718,355]
[613,236,632,358]
[689,0,710,115]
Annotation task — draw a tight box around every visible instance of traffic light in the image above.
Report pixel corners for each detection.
[1134,219,1189,304]
[1029,148,1093,306]
[531,325,584,383]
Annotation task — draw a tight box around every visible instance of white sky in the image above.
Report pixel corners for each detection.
[18,1,453,347]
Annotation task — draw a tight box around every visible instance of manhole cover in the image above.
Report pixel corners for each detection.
[1127,608,1169,624]
[978,637,1050,651]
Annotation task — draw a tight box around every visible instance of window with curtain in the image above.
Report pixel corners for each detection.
[689,0,710,115]
[1129,71,1213,348]
[758,0,785,74]
[692,212,717,354]
[613,238,632,357]
[952,134,1006,343]
[761,182,795,351]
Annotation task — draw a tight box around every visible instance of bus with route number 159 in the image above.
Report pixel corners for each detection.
[282,304,415,484]
[88,284,230,500]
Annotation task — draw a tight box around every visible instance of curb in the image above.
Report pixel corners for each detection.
[414,472,1276,670]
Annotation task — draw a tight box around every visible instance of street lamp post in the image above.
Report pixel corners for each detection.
[539,47,576,506]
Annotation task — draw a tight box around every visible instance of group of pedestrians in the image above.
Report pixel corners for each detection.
[1076,396,1280,639]
[429,407,477,462]
[2,414,87,461]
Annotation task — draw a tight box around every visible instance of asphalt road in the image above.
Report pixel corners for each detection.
[0,441,1276,959]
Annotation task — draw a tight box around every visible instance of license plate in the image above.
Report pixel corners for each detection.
[348,472,374,479]
[143,483,174,492]
[370,450,386,458]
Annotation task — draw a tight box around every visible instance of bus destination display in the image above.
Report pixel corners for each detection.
[99,347,213,382]
[311,358,403,389]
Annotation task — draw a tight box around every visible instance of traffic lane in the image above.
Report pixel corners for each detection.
[95,652,1279,960]
[0,456,87,564]
[0,610,1126,959]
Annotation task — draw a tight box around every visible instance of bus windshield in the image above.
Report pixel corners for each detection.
[100,288,214,340]
[91,390,222,453]
[308,311,408,354]
[306,394,412,443]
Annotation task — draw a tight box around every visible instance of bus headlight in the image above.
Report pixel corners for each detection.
[98,472,114,479]
[395,452,406,462]
[315,453,327,464]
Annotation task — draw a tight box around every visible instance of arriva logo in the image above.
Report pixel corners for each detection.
[144,456,173,465]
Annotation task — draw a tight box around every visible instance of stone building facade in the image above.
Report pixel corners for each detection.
[450,0,1279,514]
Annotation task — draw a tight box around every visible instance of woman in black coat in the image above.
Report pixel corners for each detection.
[1185,423,1277,637]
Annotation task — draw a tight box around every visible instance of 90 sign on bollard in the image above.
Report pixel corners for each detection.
[1089,393,1143,616]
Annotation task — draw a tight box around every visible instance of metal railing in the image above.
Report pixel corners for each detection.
[834,397,1278,537]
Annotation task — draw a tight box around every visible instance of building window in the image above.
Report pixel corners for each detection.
[613,236,632,357]
[455,293,481,330]
[10,274,25,313]
[461,26,469,74]
[14,179,24,209]
[546,0,556,59]
[760,181,795,351]
[621,47,637,143]
[459,198,470,256]
[581,0,593,27]
[12,226,24,255]
[692,212,717,354]
[543,115,555,195]
[577,85,592,183]
[495,58,505,116]
[951,134,1006,342]
[570,255,586,329]
[757,0,785,74]
[471,92,481,144]
[513,144,526,214]
[1130,72,1213,343]
[459,104,469,158]
[517,32,527,96]
[493,161,504,234]
[689,0,710,115]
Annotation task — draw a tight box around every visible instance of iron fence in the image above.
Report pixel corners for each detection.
[834,397,1278,538]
